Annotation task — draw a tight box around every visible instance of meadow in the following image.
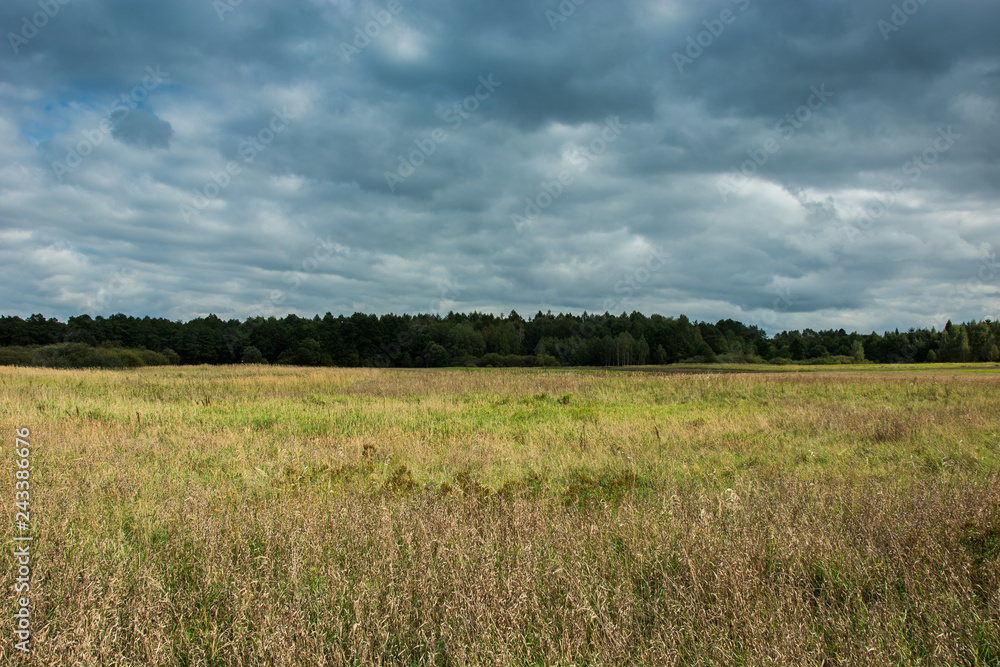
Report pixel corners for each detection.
[1,364,998,666]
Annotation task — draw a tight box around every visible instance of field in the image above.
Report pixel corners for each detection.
[2,364,999,666]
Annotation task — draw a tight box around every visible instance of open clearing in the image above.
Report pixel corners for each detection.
[2,365,998,665]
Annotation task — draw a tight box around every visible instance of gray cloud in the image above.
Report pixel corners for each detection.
[111,109,173,149]
[0,0,997,334]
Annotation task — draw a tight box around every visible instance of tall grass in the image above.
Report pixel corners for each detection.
[1,365,998,665]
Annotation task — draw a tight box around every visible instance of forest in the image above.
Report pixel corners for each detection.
[0,311,997,368]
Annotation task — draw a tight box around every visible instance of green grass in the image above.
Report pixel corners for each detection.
[1,364,998,665]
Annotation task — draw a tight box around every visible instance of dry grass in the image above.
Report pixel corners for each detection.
[1,365,999,665]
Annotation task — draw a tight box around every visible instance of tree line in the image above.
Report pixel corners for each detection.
[0,311,997,369]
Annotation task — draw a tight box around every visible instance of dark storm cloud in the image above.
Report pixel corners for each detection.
[0,0,997,333]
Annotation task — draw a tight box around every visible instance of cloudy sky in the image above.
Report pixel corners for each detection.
[1,0,997,333]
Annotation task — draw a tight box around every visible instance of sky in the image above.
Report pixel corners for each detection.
[0,0,997,334]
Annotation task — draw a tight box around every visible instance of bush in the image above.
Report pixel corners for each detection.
[3,342,172,369]
[501,354,527,367]
[452,354,480,367]
[480,353,503,367]
[423,343,451,367]
[137,349,170,366]
[113,349,145,368]
[34,343,115,368]
[534,354,560,367]
[696,342,717,363]
[0,346,37,366]
[74,346,127,368]
[277,339,323,366]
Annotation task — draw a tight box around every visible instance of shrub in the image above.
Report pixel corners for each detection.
[452,354,480,367]
[241,346,264,364]
[0,346,37,366]
[535,354,561,367]
[113,349,145,368]
[480,353,504,367]
[7,342,171,368]
[423,343,451,367]
[136,349,170,366]
[805,355,855,365]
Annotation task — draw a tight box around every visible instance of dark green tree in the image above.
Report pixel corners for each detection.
[242,346,264,364]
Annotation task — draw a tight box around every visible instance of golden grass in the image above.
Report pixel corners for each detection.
[1,365,998,665]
